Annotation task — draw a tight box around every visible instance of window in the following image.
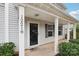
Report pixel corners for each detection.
[58,25,62,35]
[45,24,54,38]
[48,31,53,36]
[59,31,62,35]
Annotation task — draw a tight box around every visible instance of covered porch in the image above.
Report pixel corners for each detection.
[18,3,77,56]
[5,3,77,56]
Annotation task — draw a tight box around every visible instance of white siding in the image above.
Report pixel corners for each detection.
[0,4,5,43]
[9,4,19,50]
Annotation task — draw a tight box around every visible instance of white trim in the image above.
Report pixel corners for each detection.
[5,3,9,42]
[54,17,59,54]
[18,6,25,56]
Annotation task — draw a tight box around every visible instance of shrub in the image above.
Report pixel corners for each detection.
[0,44,3,55]
[59,42,79,56]
[69,39,79,44]
[0,42,16,56]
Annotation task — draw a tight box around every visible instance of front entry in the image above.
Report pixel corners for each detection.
[30,23,38,46]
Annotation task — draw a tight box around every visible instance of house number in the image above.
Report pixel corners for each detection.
[20,15,23,33]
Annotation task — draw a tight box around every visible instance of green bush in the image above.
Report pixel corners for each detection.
[0,44,3,55]
[69,39,79,44]
[0,42,16,56]
[59,42,79,56]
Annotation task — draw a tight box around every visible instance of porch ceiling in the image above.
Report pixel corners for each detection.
[25,6,55,22]
[25,6,68,25]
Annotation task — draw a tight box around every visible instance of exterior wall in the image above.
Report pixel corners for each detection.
[25,17,64,49]
[0,4,5,43]
[8,3,19,50]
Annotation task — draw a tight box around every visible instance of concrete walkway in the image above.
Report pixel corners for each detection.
[25,39,66,56]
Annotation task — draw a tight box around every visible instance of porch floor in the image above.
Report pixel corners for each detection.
[25,39,66,56]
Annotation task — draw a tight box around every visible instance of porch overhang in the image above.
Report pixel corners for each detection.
[15,3,78,56]
[16,3,78,24]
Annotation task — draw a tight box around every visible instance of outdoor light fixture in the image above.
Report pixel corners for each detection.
[35,14,39,16]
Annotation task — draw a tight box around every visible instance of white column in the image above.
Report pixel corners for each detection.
[73,23,76,39]
[18,6,25,56]
[5,3,9,42]
[67,23,70,42]
[54,17,59,54]
[62,25,65,38]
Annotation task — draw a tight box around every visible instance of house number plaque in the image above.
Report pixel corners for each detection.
[20,15,23,33]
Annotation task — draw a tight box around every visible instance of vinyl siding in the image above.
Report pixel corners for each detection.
[9,3,19,50]
[0,4,5,43]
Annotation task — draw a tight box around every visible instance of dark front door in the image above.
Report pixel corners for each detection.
[30,23,38,46]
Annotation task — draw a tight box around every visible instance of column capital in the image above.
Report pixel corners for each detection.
[55,16,59,19]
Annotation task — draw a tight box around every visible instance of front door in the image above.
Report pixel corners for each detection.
[30,23,38,46]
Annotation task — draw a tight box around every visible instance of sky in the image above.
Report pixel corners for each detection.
[65,3,79,20]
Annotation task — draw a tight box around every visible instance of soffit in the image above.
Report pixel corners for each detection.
[26,3,77,23]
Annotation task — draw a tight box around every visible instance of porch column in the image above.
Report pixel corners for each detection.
[67,23,70,42]
[5,3,9,42]
[18,6,25,56]
[54,17,59,54]
[73,23,76,39]
[62,25,65,38]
